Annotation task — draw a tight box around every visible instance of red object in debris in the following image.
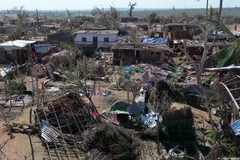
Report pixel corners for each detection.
[218,70,224,77]
[32,51,37,59]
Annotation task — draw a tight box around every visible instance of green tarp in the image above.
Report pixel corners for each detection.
[102,100,130,114]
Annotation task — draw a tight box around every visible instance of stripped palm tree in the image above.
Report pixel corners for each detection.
[205,38,240,67]
[202,19,240,68]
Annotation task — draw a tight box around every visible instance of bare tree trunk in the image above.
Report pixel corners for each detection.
[183,40,201,85]
[27,131,35,160]
[36,77,39,108]
[206,102,214,131]
[218,0,223,23]
[31,76,34,106]
[127,80,130,103]
[36,9,39,27]
[20,78,25,112]
[206,0,209,19]
[157,113,160,154]
[4,80,7,101]
[183,31,208,85]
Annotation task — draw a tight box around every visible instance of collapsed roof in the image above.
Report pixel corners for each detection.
[112,43,172,53]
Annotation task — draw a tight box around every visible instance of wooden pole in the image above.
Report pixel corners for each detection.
[21,78,25,112]
[157,102,160,154]
[27,130,35,160]
[36,77,39,108]
[127,80,130,103]
[31,76,35,106]
[29,108,32,124]
[4,79,7,101]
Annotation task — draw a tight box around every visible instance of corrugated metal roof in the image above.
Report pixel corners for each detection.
[76,30,118,34]
[230,119,240,136]
[0,40,36,51]
[41,120,61,142]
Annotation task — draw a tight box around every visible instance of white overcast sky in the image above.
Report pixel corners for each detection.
[0,0,239,10]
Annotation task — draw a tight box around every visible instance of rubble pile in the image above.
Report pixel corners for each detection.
[36,93,97,134]
[82,123,141,160]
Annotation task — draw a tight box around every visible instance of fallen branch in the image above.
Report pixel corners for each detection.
[0,107,14,139]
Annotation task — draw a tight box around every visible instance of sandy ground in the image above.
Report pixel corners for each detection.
[227,24,240,32]
[0,107,45,160]
[0,69,220,159]
[171,102,220,130]
[92,89,133,112]
[0,89,219,159]
[0,78,134,160]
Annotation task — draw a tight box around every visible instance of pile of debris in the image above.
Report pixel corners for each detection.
[36,92,97,134]
[82,123,140,160]
[206,122,240,159]
[34,92,98,159]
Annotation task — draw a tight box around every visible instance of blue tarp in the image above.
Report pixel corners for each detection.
[34,44,52,54]
[141,38,169,44]
[124,66,134,72]
[230,119,240,136]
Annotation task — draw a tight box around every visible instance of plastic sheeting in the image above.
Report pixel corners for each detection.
[141,38,169,44]
[123,66,134,72]
[230,119,240,136]
[41,120,61,142]
[102,100,130,114]
[205,64,240,72]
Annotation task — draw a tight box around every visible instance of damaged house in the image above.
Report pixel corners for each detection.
[0,14,18,25]
[0,14,37,27]
[47,29,74,44]
[0,40,37,64]
[112,43,173,66]
[183,41,230,66]
[74,30,118,55]
[163,23,203,40]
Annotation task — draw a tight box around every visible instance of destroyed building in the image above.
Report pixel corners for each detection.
[186,41,229,65]
[119,17,139,23]
[0,40,36,64]
[112,43,173,66]
[163,23,203,40]
[47,30,74,44]
[34,93,98,159]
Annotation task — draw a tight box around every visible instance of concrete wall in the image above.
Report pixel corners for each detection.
[74,33,117,48]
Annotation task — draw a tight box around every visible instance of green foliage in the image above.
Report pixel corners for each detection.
[168,81,188,103]
[208,6,218,20]
[132,116,145,130]
[62,43,72,51]
[158,91,172,111]
[205,38,240,67]
[8,81,26,95]
[205,130,215,138]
